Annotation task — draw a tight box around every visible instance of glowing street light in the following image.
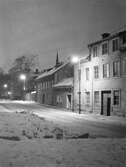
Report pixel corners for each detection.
[71,56,79,64]
[3,84,8,88]
[19,74,26,91]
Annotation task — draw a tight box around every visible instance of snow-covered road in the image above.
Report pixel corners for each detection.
[0,100,126,138]
[0,100,126,167]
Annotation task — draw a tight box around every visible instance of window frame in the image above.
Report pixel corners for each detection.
[94,91,100,106]
[85,67,90,80]
[122,34,126,45]
[94,66,99,79]
[113,90,120,106]
[102,42,108,55]
[93,46,98,57]
[113,61,120,77]
[112,38,119,52]
[103,63,110,78]
[85,91,90,105]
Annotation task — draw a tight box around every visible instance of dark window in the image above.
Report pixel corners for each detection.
[112,39,119,52]
[124,60,126,74]
[102,43,108,55]
[93,46,98,57]
[86,68,89,80]
[113,90,120,105]
[122,35,126,45]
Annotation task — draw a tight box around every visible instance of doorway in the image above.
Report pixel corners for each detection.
[66,94,72,109]
[101,91,111,116]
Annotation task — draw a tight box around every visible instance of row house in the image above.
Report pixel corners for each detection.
[36,61,73,110]
[74,30,126,116]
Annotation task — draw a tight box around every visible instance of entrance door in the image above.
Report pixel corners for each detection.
[67,94,72,109]
[101,91,111,116]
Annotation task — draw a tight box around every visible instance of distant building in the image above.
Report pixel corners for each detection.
[25,69,40,101]
[74,30,126,116]
[36,54,73,109]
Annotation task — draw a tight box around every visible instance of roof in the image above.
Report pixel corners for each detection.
[36,62,68,80]
[53,77,73,88]
[88,30,126,47]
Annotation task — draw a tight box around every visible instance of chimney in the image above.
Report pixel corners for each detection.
[101,33,110,39]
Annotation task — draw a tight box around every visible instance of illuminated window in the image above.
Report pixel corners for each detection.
[103,63,110,78]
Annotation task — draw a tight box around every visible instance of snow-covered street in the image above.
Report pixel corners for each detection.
[0,100,126,167]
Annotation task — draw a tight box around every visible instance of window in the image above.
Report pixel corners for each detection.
[38,84,41,91]
[102,42,108,55]
[85,92,90,104]
[112,38,119,52]
[103,63,110,78]
[85,68,89,80]
[43,82,45,89]
[113,90,120,106]
[93,46,98,57]
[94,66,99,79]
[52,80,54,86]
[113,61,120,77]
[123,59,126,75]
[122,35,126,45]
[56,95,62,104]
[94,91,99,105]
[41,82,43,90]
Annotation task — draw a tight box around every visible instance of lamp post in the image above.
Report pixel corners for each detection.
[19,74,26,91]
[19,74,26,100]
[71,56,81,114]
[3,84,8,98]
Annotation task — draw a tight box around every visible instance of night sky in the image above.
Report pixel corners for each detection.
[0,0,126,71]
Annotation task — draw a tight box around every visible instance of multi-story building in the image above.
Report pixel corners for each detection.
[36,55,73,109]
[74,30,126,116]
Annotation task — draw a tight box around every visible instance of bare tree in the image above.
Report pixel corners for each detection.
[9,54,39,73]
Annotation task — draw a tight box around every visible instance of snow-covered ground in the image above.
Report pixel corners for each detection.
[0,100,126,167]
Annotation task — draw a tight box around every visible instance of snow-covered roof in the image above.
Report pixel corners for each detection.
[53,77,73,88]
[36,63,68,80]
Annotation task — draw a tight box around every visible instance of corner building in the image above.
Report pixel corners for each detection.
[74,31,126,116]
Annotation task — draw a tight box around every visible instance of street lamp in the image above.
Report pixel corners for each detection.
[71,55,81,114]
[19,74,26,91]
[3,84,8,89]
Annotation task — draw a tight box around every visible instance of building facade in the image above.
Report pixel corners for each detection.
[74,30,126,116]
[36,62,73,109]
